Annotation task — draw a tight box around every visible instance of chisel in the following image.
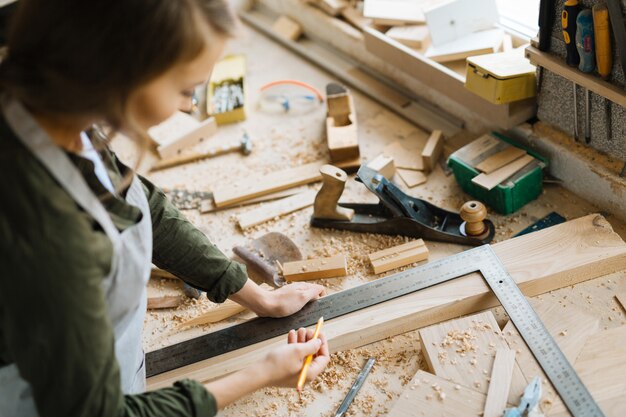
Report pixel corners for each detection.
[576,9,595,143]
[562,0,581,140]
[593,3,612,142]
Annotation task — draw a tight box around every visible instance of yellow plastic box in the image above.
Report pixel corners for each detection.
[465,50,536,105]
[207,54,246,125]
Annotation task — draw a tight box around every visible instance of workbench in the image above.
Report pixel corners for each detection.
[112,20,626,417]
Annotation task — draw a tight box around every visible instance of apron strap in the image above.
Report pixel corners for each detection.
[1,96,121,241]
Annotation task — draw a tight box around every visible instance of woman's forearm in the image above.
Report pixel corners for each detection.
[204,365,270,409]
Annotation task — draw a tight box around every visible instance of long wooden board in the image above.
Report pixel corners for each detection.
[212,162,324,207]
[147,214,626,389]
[483,349,516,417]
[236,190,317,229]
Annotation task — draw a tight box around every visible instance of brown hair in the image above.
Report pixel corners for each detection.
[0,0,238,129]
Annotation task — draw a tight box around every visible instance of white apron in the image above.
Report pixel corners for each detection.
[0,97,152,416]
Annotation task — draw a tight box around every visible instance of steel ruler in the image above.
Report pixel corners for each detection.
[146,245,603,416]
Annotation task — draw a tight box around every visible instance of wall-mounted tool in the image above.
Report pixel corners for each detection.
[151,132,253,171]
[310,165,495,245]
[607,0,626,176]
[562,0,581,140]
[539,0,556,51]
[576,9,595,143]
[593,4,613,142]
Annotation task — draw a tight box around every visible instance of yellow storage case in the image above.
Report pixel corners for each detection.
[207,54,246,125]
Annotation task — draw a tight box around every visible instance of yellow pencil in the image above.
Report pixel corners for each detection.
[296,316,324,391]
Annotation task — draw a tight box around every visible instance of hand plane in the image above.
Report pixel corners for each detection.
[310,165,495,245]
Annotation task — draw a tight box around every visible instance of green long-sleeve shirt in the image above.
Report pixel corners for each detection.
[0,114,248,417]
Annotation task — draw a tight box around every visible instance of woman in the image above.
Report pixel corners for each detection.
[0,1,330,416]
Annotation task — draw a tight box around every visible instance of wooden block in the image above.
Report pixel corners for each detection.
[425,29,505,63]
[421,130,444,172]
[615,292,626,311]
[212,162,324,208]
[386,25,430,50]
[179,300,248,328]
[367,154,395,179]
[397,168,428,187]
[326,84,359,162]
[483,349,516,417]
[471,154,535,191]
[368,239,429,274]
[318,0,348,16]
[419,311,527,405]
[148,112,218,159]
[236,190,316,230]
[503,300,600,415]
[383,140,424,171]
[389,370,487,416]
[282,254,347,281]
[271,15,302,41]
[147,215,626,389]
[549,326,626,416]
[147,295,184,310]
[475,146,527,174]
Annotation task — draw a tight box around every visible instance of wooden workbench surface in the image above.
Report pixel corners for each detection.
[113,23,626,417]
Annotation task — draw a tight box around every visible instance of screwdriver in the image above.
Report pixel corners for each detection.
[562,0,581,140]
[576,9,595,143]
[593,3,612,142]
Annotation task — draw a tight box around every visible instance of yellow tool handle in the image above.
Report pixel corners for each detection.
[593,4,612,79]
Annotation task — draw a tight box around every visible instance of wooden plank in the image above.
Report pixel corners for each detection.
[368,239,429,274]
[384,140,424,171]
[421,130,444,172]
[212,161,324,207]
[615,292,626,311]
[502,299,600,415]
[179,300,248,328]
[199,187,307,214]
[483,349,516,417]
[281,254,348,281]
[271,15,302,40]
[148,112,218,159]
[366,154,395,179]
[397,168,428,187]
[419,311,527,405]
[236,190,316,229]
[549,327,626,417]
[471,154,535,191]
[147,295,184,310]
[147,214,626,389]
[475,147,527,174]
[389,370,487,416]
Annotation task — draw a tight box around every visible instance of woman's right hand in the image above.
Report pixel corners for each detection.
[259,328,330,389]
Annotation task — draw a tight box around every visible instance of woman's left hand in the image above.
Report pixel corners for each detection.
[262,282,326,318]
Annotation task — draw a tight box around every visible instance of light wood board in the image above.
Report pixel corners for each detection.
[475,147,527,174]
[471,154,535,191]
[146,214,626,389]
[212,161,324,207]
[368,239,429,274]
[236,190,316,229]
[419,311,527,405]
[483,349,516,417]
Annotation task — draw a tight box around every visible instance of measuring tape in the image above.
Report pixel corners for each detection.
[146,245,603,416]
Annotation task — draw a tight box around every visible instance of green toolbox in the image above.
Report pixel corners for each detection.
[447,132,547,215]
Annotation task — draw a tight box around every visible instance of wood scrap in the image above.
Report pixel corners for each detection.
[419,311,527,404]
[368,239,429,274]
[281,254,348,281]
[363,0,435,25]
[148,111,217,159]
[397,168,427,187]
[326,83,359,162]
[199,187,307,214]
[147,295,184,310]
[502,299,600,415]
[386,25,430,50]
[179,300,248,329]
[147,214,626,389]
[615,292,626,311]
[389,370,487,416]
[236,190,316,230]
[425,29,505,63]
[340,6,373,30]
[318,0,348,16]
[483,349,516,417]
[475,146,527,174]
[421,129,444,172]
[383,140,424,171]
[272,15,302,41]
[366,154,395,179]
[471,154,535,191]
[212,161,324,207]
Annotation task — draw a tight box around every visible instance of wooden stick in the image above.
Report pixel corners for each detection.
[368,239,429,274]
[147,214,626,389]
[282,254,348,281]
[178,300,248,328]
[212,162,324,208]
[237,190,316,229]
[483,349,516,417]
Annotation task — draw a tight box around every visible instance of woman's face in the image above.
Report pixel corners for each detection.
[126,30,226,130]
